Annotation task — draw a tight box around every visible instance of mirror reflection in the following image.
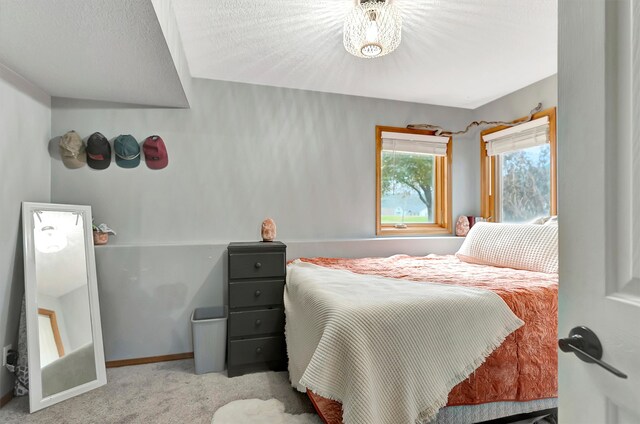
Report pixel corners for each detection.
[32,210,96,398]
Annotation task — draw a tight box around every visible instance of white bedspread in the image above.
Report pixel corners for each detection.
[284,260,524,424]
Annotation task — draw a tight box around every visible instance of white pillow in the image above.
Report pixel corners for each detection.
[455,222,558,274]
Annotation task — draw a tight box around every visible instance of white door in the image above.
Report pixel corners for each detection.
[559,0,640,422]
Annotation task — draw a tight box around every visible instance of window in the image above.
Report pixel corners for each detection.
[376,126,452,235]
[480,108,557,223]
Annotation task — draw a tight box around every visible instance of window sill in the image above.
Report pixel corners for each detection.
[376,226,452,237]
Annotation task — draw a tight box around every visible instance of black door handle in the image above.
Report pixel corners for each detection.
[559,326,628,379]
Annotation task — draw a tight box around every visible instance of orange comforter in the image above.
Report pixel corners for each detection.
[298,255,558,423]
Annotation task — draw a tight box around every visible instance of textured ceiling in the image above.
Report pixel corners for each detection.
[0,0,188,107]
[172,0,557,109]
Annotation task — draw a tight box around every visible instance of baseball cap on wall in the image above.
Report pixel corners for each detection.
[143,135,168,170]
[86,132,111,170]
[59,130,86,169]
[114,135,141,168]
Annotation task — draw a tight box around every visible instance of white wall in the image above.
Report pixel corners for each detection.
[0,64,51,398]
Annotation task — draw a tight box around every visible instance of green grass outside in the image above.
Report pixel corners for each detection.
[381,215,432,224]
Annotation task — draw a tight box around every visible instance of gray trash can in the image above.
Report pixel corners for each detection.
[191,306,227,375]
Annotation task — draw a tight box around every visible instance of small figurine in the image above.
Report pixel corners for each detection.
[261,218,276,242]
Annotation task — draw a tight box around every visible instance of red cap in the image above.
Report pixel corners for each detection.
[143,135,168,170]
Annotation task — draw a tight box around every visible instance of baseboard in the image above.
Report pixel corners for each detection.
[106,352,194,368]
[0,389,13,409]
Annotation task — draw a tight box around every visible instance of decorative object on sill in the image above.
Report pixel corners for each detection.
[344,0,402,59]
[86,132,111,170]
[261,218,276,242]
[59,130,86,169]
[467,216,476,229]
[463,216,487,231]
[92,222,116,245]
[143,135,169,170]
[407,103,543,136]
[455,216,470,237]
[114,135,141,169]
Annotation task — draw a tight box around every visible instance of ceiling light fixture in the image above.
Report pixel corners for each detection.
[344,0,402,59]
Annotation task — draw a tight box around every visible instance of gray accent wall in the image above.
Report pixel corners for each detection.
[474,74,557,123]
[0,64,51,398]
[94,238,465,361]
[47,76,556,362]
[50,78,477,361]
[51,78,476,243]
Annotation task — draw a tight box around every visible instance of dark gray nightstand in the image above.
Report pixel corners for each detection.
[226,241,287,377]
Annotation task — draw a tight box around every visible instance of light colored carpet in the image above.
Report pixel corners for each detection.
[0,359,316,424]
[211,398,322,424]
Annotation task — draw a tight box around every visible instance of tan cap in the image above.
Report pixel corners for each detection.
[59,131,86,169]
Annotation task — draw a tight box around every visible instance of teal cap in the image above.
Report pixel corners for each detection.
[114,135,141,168]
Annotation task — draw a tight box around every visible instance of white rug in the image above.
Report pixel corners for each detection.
[212,399,322,424]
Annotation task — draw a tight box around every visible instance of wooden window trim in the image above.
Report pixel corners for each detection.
[480,107,557,221]
[376,126,452,236]
[38,307,65,358]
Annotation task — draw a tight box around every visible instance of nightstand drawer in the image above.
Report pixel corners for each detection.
[229,252,285,279]
[228,336,285,366]
[229,308,285,337]
[229,280,284,308]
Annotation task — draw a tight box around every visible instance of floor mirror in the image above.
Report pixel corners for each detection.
[22,202,106,412]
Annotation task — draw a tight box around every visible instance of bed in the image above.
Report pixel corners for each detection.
[284,223,558,424]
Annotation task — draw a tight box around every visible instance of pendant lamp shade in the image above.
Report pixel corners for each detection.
[344,0,402,59]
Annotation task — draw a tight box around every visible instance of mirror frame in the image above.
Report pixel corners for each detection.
[22,202,107,413]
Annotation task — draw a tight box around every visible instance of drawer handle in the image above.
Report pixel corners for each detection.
[256,347,262,354]
[255,262,262,269]
[254,290,261,297]
[255,319,262,326]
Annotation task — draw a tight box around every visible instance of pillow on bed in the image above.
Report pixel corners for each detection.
[455,222,558,273]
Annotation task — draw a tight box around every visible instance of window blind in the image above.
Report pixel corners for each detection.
[381,131,449,157]
[482,116,550,156]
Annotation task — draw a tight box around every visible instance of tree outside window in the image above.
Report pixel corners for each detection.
[381,151,434,224]
[500,144,551,222]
